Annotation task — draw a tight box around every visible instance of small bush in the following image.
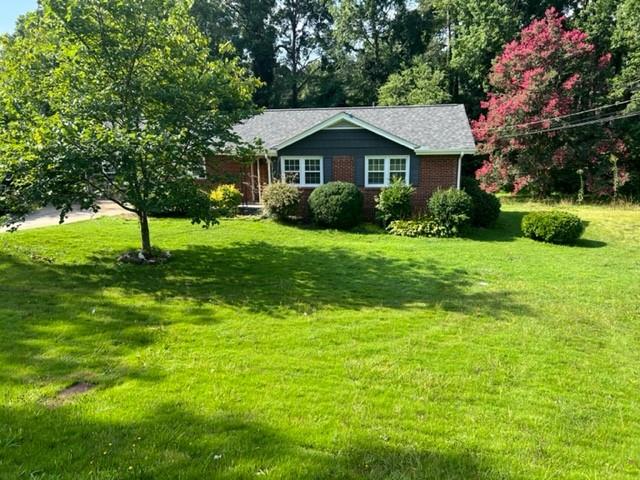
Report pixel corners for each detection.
[461,177,501,227]
[428,188,473,236]
[308,181,363,229]
[521,211,585,244]
[262,182,300,220]
[375,178,415,226]
[387,218,450,238]
[209,184,242,217]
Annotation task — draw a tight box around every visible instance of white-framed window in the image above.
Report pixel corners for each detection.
[365,155,410,187]
[280,156,323,187]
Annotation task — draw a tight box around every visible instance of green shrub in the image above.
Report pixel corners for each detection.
[375,178,415,226]
[387,218,450,238]
[209,184,243,217]
[428,188,473,236]
[461,177,501,227]
[308,181,363,229]
[521,211,585,244]
[262,182,300,220]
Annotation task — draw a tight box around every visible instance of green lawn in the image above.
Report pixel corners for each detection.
[1,202,639,479]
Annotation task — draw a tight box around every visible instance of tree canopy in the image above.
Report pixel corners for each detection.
[472,8,627,196]
[378,62,450,106]
[0,0,258,253]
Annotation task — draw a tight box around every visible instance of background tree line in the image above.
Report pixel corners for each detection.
[189,1,632,113]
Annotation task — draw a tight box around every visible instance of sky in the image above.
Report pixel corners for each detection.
[0,1,38,34]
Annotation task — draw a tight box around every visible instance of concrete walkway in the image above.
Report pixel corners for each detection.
[2,200,133,232]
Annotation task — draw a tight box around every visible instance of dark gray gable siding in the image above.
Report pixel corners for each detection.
[277,129,419,186]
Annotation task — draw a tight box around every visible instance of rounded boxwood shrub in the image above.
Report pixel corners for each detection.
[428,188,473,236]
[262,182,300,220]
[521,211,585,244]
[209,184,243,217]
[375,178,415,227]
[461,177,501,228]
[308,181,363,229]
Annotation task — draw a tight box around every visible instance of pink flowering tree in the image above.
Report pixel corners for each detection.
[473,8,628,197]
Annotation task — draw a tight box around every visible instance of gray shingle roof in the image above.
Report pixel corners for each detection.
[233,104,476,153]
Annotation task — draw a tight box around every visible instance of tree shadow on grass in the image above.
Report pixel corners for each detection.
[466,211,606,248]
[0,253,170,388]
[83,241,530,319]
[465,211,527,243]
[0,402,511,479]
[0,240,530,397]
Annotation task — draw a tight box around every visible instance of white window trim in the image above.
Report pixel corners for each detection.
[280,156,324,187]
[364,155,410,187]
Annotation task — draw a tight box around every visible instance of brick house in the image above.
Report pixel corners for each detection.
[208,105,476,219]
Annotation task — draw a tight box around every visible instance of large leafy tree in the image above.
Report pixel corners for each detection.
[273,0,332,107]
[610,0,640,196]
[378,61,450,105]
[473,8,627,196]
[191,0,277,107]
[612,0,640,110]
[0,0,258,254]
[332,0,424,105]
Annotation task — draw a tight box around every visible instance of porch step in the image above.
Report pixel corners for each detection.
[238,204,264,216]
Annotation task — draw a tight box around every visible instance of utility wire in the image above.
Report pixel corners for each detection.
[498,110,640,139]
[488,78,640,133]
[488,100,632,132]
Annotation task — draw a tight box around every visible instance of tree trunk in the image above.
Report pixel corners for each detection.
[138,212,152,254]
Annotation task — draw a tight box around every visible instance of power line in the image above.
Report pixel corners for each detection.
[498,110,640,139]
[488,100,631,133]
[488,78,640,133]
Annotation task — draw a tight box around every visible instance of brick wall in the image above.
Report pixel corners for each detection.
[413,155,459,213]
[332,156,355,182]
[359,156,459,220]
[205,156,268,204]
[208,154,459,220]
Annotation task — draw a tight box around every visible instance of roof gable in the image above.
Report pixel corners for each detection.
[274,112,419,151]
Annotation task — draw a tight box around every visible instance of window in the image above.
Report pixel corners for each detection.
[280,156,323,186]
[365,155,410,187]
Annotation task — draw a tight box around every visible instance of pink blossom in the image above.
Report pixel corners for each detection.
[562,74,581,91]
[598,53,612,69]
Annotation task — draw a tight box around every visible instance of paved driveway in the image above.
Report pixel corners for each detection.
[2,200,133,232]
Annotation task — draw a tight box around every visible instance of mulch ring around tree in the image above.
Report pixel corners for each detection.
[117,248,171,265]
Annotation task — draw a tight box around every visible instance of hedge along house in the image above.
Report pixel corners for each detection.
[208,105,476,219]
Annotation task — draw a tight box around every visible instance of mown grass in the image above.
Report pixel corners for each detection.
[0,202,639,479]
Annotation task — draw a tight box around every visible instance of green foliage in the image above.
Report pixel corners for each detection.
[428,188,473,235]
[262,182,300,220]
[0,0,258,252]
[612,0,640,110]
[210,184,243,217]
[308,181,363,228]
[387,218,450,237]
[461,177,501,227]
[272,0,332,107]
[378,62,450,105]
[521,211,585,244]
[375,178,415,226]
[331,0,429,105]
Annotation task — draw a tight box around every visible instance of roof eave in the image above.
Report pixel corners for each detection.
[414,148,476,156]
